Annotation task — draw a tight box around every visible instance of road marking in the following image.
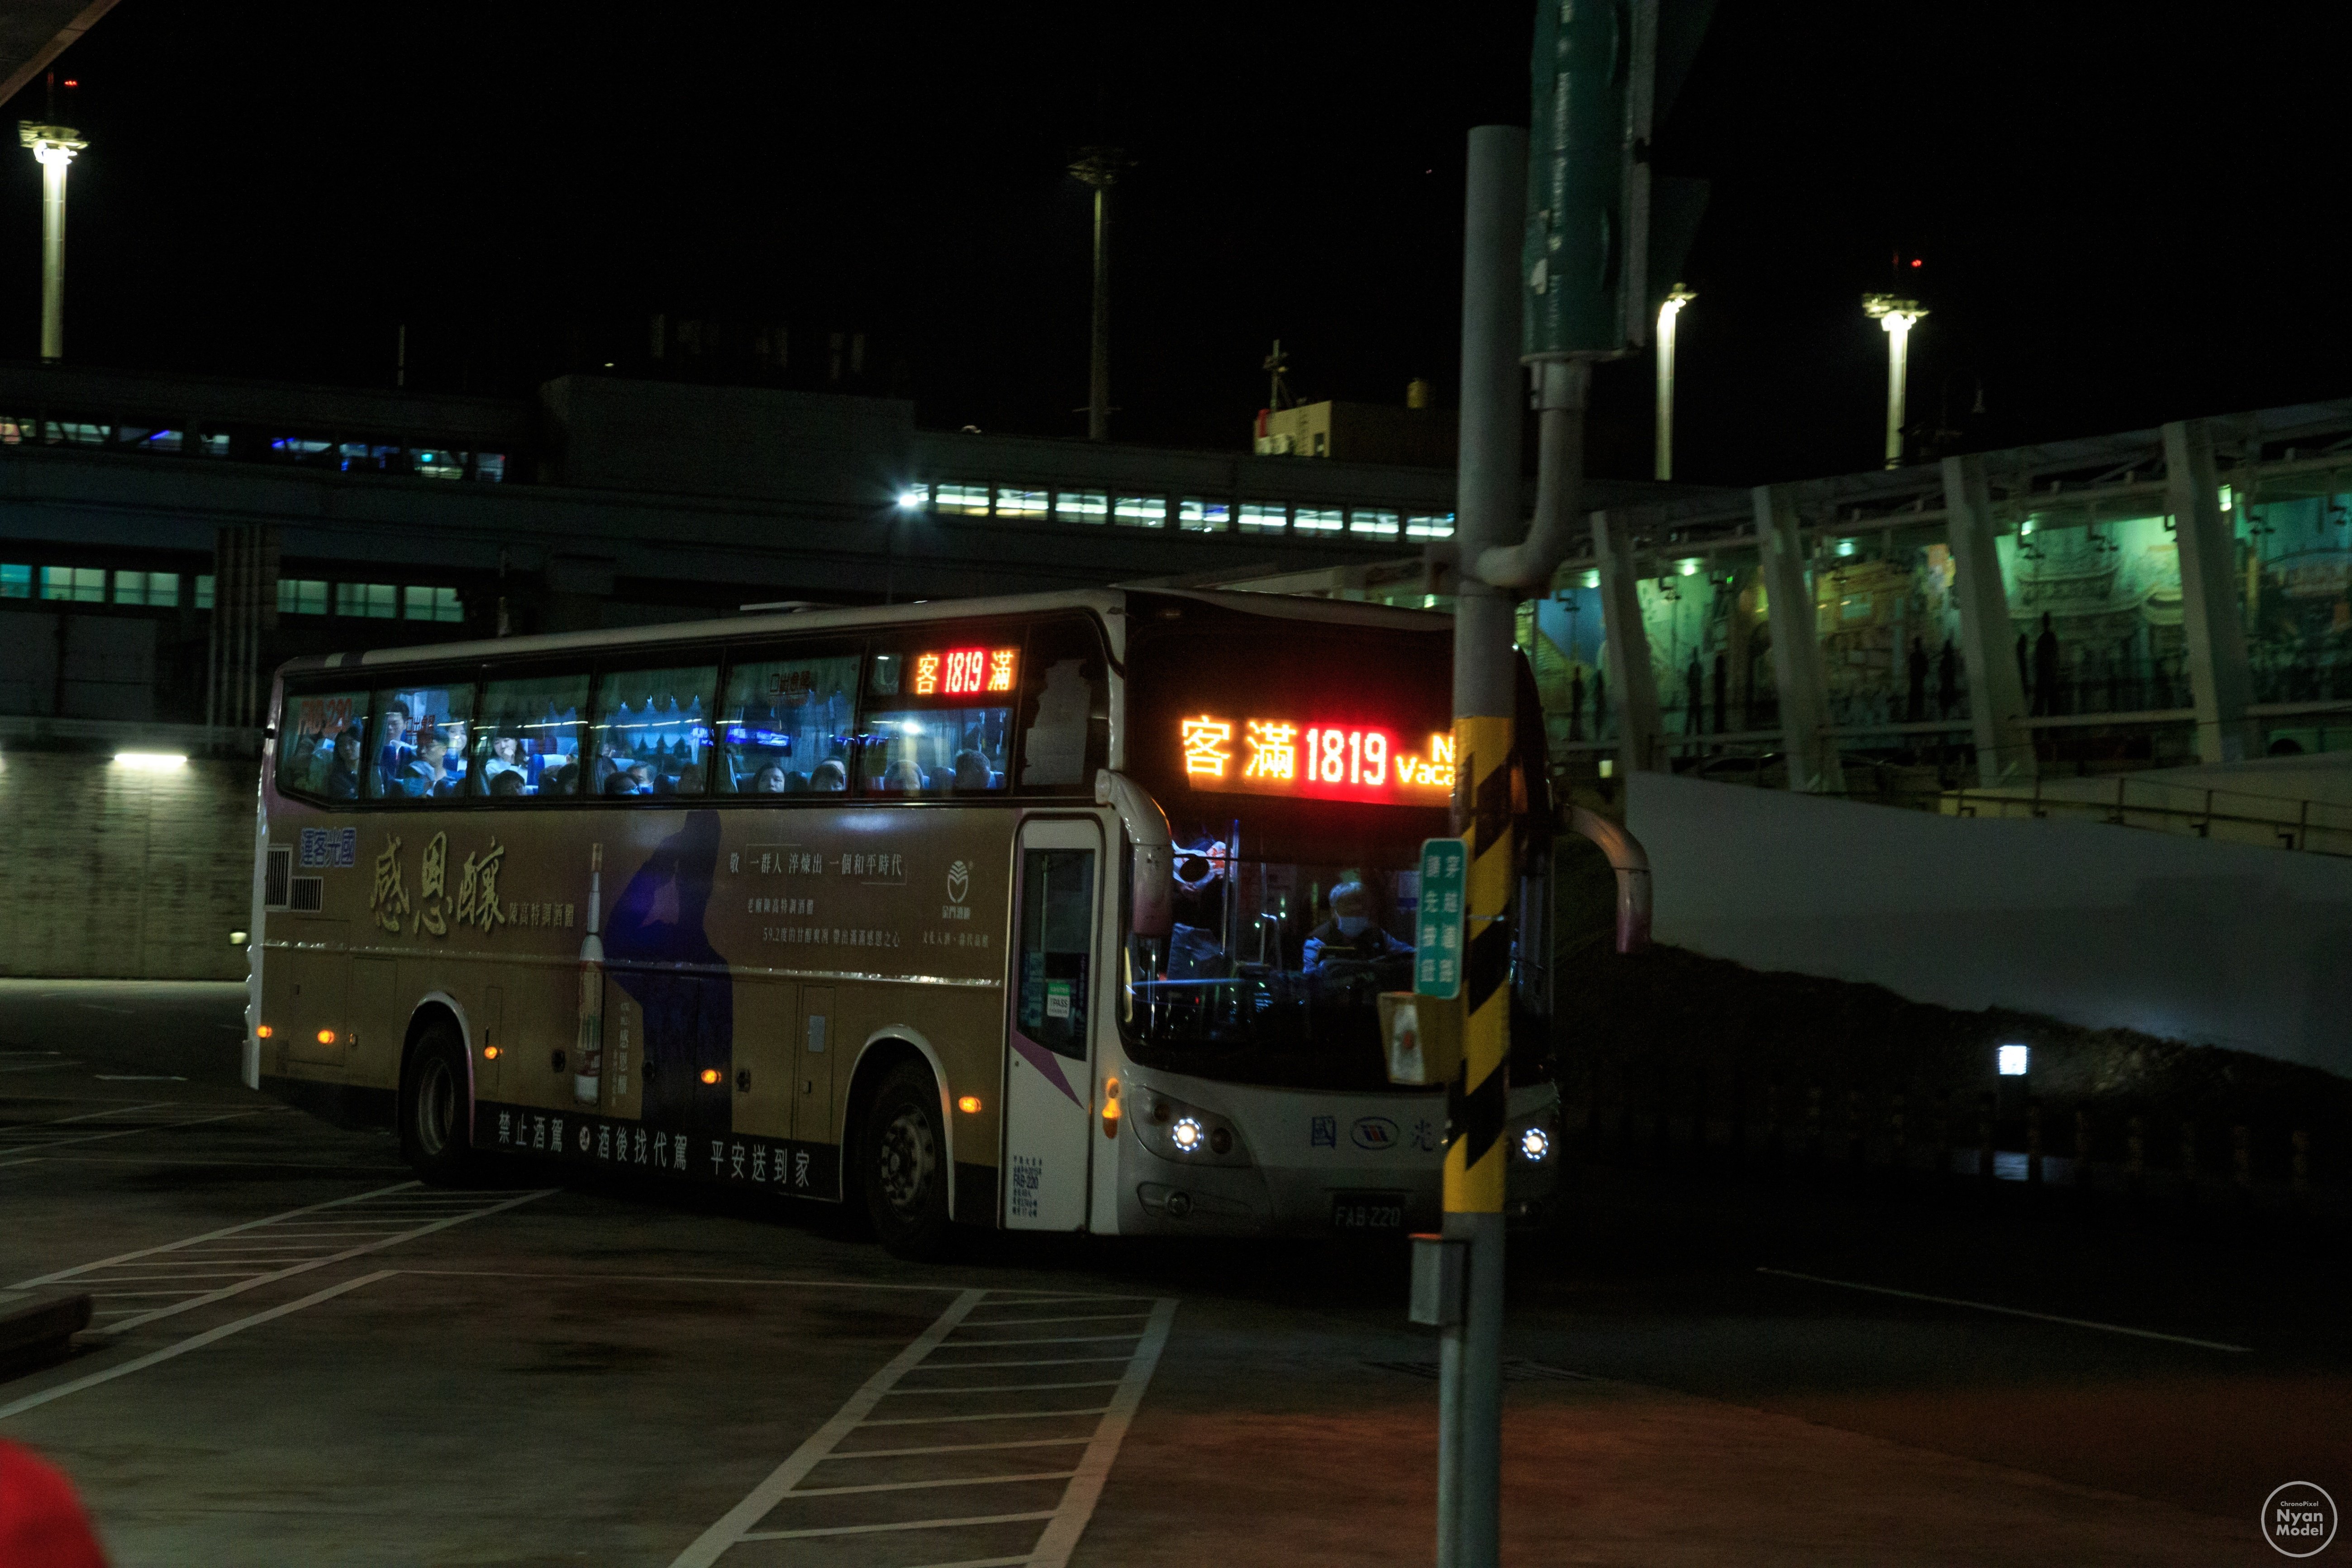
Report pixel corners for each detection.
[14,1183,555,1334]
[1755,1267,2255,1353]
[962,1311,1152,1327]
[0,1108,263,1152]
[668,1289,1176,1568]
[394,1268,1141,1300]
[94,1075,186,1082]
[0,1271,394,1424]
[947,1331,1147,1345]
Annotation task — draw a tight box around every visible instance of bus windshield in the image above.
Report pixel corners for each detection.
[1121,812,1434,1091]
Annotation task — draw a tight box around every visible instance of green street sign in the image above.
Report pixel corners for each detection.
[1415,836,1468,999]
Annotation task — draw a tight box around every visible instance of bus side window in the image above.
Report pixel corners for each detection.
[277,687,371,801]
[860,636,1016,796]
[1016,619,1109,791]
[472,672,590,800]
[715,651,860,794]
[364,681,475,801]
[590,663,717,798]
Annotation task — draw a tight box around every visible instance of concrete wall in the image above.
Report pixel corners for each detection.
[0,751,255,980]
[1628,770,2352,1079]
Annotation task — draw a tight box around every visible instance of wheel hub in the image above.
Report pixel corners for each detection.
[876,1107,936,1213]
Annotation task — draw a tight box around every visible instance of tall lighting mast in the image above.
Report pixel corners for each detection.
[1069,148,1128,442]
[1863,292,1926,468]
[19,117,86,363]
[1653,283,1695,480]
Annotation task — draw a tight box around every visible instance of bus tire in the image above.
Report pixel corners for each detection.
[400,1022,474,1186]
[862,1062,952,1261]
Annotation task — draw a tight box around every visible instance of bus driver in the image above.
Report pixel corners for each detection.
[1302,881,1411,973]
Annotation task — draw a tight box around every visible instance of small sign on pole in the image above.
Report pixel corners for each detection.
[1414,836,1467,1000]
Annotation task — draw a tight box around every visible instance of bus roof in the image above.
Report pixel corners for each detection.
[273,586,1448,679]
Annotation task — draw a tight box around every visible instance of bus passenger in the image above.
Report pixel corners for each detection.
[480,734,521,787]
[325,730,363,800]
[490,769,525,797]
[881,759,925,794]
[811,759,848,792]
[376,702,412,793]
[403,732,452,796]
[752,763,789,793]
[952,748,994,791]
[1302,882,1411,973]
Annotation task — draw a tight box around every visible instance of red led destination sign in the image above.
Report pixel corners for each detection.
[1177,713,1454,804]
[911,647,1018,699]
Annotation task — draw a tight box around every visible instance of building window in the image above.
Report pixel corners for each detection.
[116,570,182,608]
[473,453,505,482]
[196,575,216,610]
[41,566,106,603]
[338,582,399,619]
[277,578,329,615]
[1350,508,1401,537]
[1055,491,1108,524]
[1179,498,1231,533]
[997,488,1048,518]
[1113,496,1167,528]
[933,483,991,516]
[1294,506,1344,533]
[1238,503,1289,534]
[0,563,29,598]
[1406,512,1457,539]
[414,449,466,480]
[404,585,463,623]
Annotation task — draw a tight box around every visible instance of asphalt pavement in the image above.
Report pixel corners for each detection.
[1,979,2341,1565]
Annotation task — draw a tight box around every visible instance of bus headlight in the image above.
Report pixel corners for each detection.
[1518,1126,1552,1163]
[1170,1116,1205,1153]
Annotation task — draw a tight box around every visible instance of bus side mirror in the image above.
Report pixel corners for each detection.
[1095,769,1174,938]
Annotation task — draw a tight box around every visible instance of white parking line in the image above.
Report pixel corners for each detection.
[0,1271,395,1424]
[1755,1266,2256,1353]
[14,1182,556,1334]
[667,1289,1177,1568]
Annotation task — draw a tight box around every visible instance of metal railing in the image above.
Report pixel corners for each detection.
[1940,775,2352,858]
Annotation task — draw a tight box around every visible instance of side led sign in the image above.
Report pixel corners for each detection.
[1178,714,1453,804]
[912,646,1018,699]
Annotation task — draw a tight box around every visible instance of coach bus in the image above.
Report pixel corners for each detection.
[248,589,1561,1257]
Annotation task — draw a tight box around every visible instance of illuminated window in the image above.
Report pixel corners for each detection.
[275,578,329,615]
[338,582,398,619]
[1294,506,1344,533]
[0,563,29,598]
[1179,498,1231,533]
[1351,508,1401,537]
[1056,491,1108,524]
[414,448,466,479]
[1238,503,1289,534]
[997,487,1048,518]
[196,574,215,610]
[401,586,463,623]
[1406,512,1456,539]
[41,566,106,603]
[472,453,506,483]
[933,483,991,516]
[1114,495,1167,528]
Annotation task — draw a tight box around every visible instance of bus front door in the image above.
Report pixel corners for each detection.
[1002,819,1102,1231]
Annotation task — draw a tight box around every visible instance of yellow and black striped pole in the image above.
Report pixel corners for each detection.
[1448,715,1514,1221]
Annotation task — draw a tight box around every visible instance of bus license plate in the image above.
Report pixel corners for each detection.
[1330,1191,1407,1232]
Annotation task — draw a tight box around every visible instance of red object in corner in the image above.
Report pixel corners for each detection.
[0,1443,109,1568]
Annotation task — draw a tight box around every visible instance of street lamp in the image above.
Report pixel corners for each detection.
[1862,293,1926,469]
[19,121,86,363]
[1654,283,1695,481]
[1069,147,1128,443]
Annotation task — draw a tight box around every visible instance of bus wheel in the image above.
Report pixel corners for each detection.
[863,1063,951,1260]
[400,1023,474,1186]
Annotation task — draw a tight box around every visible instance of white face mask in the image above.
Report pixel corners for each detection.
[1336,914,1372,938]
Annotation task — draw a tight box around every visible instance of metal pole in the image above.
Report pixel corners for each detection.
[1088,182,1110,441]
[21,126,83,362]
[1883,314,1909,467]
[1653,287,1691,482]
[1443,122,1524,1568]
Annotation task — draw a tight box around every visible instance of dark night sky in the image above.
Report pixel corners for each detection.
[7,2,2351,487]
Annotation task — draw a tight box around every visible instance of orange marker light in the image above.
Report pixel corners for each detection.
[315,1029,336,1045]
[483,1045,501,1060]
[957,1095,981,1114]
[1101,1075,1121,1139]
[256,1025,273,1039]
[700,1068,722,1085]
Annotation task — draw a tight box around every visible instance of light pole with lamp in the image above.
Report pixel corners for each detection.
[19,119,85,363]
[1654,283,1695,480]
[1863,292,1925,469]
